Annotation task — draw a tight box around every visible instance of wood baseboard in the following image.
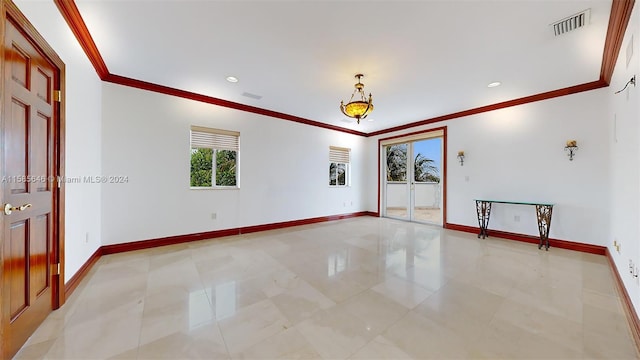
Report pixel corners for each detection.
[101,228,240,255]
[64,211,376,297]
[606,249,640,355]
[444,223,606,255]
[64,247,102,299]
[240,211,373,234]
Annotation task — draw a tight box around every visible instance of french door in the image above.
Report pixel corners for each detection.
[382,131,444,225]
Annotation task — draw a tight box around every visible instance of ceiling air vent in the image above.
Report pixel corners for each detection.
[551,9,590,36]
[242,92,262,100]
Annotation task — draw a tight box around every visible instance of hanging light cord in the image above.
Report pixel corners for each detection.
[615,75,636,94]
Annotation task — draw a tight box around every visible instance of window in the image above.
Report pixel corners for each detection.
[190,126,239,188]
[329,146,350,187]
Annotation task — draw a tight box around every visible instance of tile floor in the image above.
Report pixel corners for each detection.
[14,217,639,359]
[385,208,441,224]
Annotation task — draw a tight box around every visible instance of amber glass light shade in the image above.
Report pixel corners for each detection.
[340,74,374,124]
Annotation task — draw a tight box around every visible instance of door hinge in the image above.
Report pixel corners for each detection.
[52,263,60,275]
[53,90,62,102]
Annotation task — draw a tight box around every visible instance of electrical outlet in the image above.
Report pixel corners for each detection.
[85,232,89,244]
[514,215,520,222]
[211,213,217,220]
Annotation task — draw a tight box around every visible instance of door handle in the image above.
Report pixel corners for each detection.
[4,203,32,215]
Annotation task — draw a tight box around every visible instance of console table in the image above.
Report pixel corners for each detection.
[474,200,554,250]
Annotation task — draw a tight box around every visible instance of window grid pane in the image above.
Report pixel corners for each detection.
[190,126,239,188]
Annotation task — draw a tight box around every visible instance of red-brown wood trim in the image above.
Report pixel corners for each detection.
[368,80,607,137]
[601,0,636,84]
[377,126,448,224]
[0,3,6,355]
[101,211,375,255]
[606,248,640,353]
[240,211,372,234]
[53,0,108,80]
[442,127,447,225]
[63,211,379,303]
[54,58,66,310]
[444,223,606,255]
[5,1,64,71]
[377,145,381,216]
[54,1,625,138]
[104,74,368,137]
[101,228,240,255]
[63,247,102,300]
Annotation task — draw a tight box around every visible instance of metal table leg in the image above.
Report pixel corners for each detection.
[475,200,491,239]
[535,205,553,250]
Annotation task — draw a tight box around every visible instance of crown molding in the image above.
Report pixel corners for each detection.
[53,0,633,137]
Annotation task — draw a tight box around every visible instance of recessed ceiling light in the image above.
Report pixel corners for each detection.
[226,76,239,83]
[367,118,375,122]
[487,81,502,88]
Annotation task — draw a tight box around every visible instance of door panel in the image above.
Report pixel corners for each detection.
[8,99,28,195]
[411,138,442,225]
[32,112,50,192]
[8,220,27,320]
[31,214,50,297]
[384,143,409,220]
[2,17,58,358]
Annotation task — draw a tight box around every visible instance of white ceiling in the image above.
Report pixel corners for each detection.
[74,0,612,133]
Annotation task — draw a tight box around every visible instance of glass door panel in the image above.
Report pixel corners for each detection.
[411,138,442,225]
[385,143,409,220]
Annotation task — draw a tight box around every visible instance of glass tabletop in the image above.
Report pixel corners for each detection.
[475,199,554,206]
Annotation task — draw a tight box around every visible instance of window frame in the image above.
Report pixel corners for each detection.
[190,126,240,190]
[329,146,350,188]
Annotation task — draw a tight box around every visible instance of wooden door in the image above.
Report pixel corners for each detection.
[1,15,60,359]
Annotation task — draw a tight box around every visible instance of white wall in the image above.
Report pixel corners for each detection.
[368,88,610,246]
[100,83,367,245]
[15,2,103,282]
[608,4,640,317]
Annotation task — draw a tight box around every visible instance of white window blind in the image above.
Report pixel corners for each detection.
[379,129,444,146]
[190,126,239,150]
[329,146,350,163]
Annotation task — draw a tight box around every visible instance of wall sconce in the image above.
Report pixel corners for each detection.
[564,140,578,161]
[457,151,465,166]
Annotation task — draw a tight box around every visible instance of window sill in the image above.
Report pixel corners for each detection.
[190,186,240,190]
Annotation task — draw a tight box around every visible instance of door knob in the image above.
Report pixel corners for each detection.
[4,203,32,215]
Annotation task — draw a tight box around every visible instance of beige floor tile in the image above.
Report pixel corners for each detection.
[383,311,471,359]
[349,335,413,359]
[494,298,584,353]
[583,288,625,314]
[295,306,379,359]
[16,217,638,359]
[137,322,229,359]
[13,338,57,360]
[337,289,409,334]
[583,328,639,359]
[230,328,321,359]
[270,278,335,324]
[217,298,290,354]
[583,302,635,339]
[139,289,216,345]
[371,276,434,309]
[45,299,144,359]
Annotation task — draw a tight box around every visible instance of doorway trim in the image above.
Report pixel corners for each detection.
[377,126,447,225]
[1,0,66,355]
